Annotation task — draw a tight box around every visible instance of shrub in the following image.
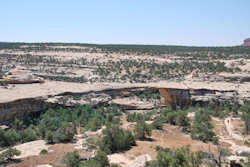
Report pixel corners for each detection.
[87,117,102,131]
[146,146,204,167]
[63,151,81,167]
[191,110,217,143]
[0,129,21,147]
[45,130,54,144]
[134,120,152,140]
[159,109,190,132]
[87,150,110,167]
[98,125,136,154]
[63,150,111,167]
[22,128,38,143]
[0,81,8,86]
[40,149,48,155]
[127,113,144,122]
[83,137,97,151]
[152,117,164,130]
[240,103,250,135]
[244,139,250,146]
[0,148,21,164]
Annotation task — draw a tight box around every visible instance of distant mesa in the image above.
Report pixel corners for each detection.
[243,38,250,46]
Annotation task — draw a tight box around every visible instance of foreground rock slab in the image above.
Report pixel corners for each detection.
[127,154,152,167]
[13,140,51,159]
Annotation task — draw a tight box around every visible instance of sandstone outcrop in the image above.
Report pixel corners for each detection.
[1,80,250,124]
[0,98,54,123]
[0,84,243,124]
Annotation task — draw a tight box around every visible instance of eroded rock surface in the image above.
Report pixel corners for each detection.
[127,154,152,167]
[0,81,249,123]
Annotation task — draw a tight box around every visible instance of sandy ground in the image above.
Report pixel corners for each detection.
[221,117,250,154]
[6,134,94,167]
[8,142,92,167]
[108,125,219,166]
[108,115,219,166]
[212,116,250,156]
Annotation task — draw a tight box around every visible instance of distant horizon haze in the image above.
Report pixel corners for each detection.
[0,40,249,47]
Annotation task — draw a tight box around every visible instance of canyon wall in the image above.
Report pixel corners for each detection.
[0,87,238,123]
[0,97,54,123]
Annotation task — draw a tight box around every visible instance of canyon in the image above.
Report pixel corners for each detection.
[0,80,248,124]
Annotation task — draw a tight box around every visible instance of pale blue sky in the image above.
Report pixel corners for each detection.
[1,0,250,46]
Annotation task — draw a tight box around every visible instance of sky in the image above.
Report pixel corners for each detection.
[1,0,250,46]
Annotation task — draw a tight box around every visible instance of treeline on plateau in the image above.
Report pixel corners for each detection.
[1,42,250,54]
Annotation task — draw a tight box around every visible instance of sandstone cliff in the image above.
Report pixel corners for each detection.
[0,82,245,123]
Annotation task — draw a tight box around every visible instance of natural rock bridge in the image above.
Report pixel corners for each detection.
[0,84,239,123]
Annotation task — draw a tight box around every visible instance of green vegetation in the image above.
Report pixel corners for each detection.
[2,42,246,84]
[39,149,48,155]
[0,148,21,164]
[63,150,112,167]
[126,112,153,122]
[43,75,88,83]
[93,59,240,83]
[191,110,218,143]
[134,120,152,140]
[63,151,81,167]
[135,89,161,101]
[204,101,233,119]
[0,104,123,148]
[0,80,8,86]
[2,42,250,166]
[98,125,136,154]
[83,137,97,151]
[146,146,204,167]
[2,42,250,55]
[152,117,164,130]
[240,103,250,135]
[156,108,191,132]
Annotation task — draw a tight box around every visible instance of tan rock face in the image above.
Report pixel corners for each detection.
[2,66,44,82]
[0,85,242,123]
[159,88,191,108]
[0,98,54,123]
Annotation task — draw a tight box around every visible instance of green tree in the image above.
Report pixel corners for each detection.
[92,151,110,167]
[152,117,164,130]
[134,120,152,140]
[0,129,21,147]
[240,103,250,135]
[13,118,24,132]
[146,146,204,167]
[98,125,135,154]
[22,128,38,143]
[63,151,81,167]
[45,130,54,144]
[191,110,217,143]
[0,148,21,164]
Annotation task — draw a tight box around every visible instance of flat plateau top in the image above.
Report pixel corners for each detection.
[0,80,247,103]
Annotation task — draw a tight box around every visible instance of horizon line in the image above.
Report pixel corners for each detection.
[0,41,242,48]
